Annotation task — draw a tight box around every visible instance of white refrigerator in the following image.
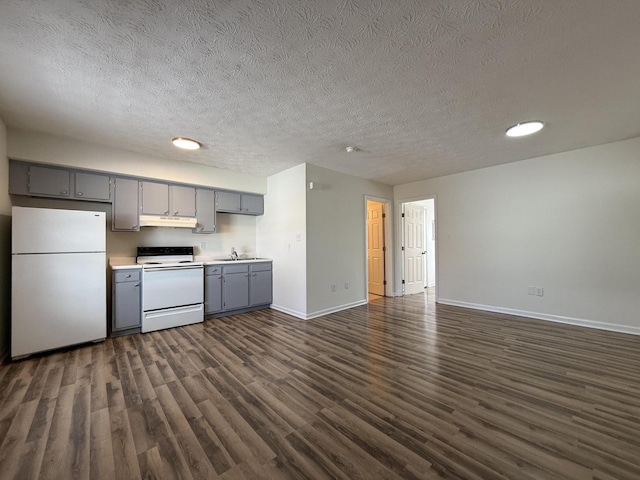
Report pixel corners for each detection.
[12,206,107,359]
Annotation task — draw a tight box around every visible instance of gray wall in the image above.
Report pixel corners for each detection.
[0,118,11,360]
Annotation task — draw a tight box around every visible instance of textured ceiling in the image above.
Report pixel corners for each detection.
[1,1,640,185]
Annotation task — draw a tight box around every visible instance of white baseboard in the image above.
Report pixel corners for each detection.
[438,298,640,336]
[269,304,307,320]
[305,299,368,320]
[271,299,368,320]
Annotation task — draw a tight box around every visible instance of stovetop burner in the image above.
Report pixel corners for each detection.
[136,246,197,266]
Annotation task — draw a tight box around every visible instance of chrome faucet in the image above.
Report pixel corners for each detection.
[230,247,238,260]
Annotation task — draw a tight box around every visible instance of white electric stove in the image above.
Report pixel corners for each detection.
[136,246,204,333]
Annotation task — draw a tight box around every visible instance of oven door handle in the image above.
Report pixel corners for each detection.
[143,265,203,272]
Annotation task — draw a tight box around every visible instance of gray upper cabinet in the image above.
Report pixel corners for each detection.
[75,172,111,201]
[194,188,216,233]
[29,165,71,197]
[141,181,196,217]
[216,191,241,213]
[241,194,264,215]
[112,177,140,231]
[171,185,196,217]
[9,160,261,221]
[9,161,112,202]
[141,181,170,215]
[216,191,264,215]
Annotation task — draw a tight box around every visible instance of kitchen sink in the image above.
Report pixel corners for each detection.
[213,257,269,262]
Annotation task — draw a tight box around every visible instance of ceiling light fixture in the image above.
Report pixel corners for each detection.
[172,137,201,150]
[505,121,544,137]
[345,146,358,153]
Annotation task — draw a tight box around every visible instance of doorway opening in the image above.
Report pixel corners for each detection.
[401,198,436,299]
[366,198,390,300]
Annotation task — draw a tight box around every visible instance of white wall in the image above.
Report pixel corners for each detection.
[425,200,436,287]
[306,164,393,317]
[395,137,640,334]
[8,129,266,193]
[0,118,10,358]
[257,164,307,317]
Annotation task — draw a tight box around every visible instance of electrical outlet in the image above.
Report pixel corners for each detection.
[536,287,544,297]
[199,242,206,250]
[344,282,349,290]
[331,284,336,293]
[528,286,535,295]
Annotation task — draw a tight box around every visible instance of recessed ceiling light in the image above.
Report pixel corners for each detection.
[172,137,201,150]
[345,146,358,153]
[505,121,544,137]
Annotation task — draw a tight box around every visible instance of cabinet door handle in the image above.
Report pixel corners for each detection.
[77,191,83,196]
[174,211,179,215]
[245,273,249,277]
[125,274,131,278]
[251,273,257,277]
[164,211,169,215]
[61,190,67,195]
[132,224,137,228]
[134,283,140,287]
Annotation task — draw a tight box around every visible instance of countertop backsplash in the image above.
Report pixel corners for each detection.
[106,211,257,259]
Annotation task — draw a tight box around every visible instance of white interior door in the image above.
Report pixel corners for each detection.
[367,201,385,295]
[403,203,425,295]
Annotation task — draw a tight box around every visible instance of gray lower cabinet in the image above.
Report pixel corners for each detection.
[112,269,142,336]
[205,261,272,316]
[223,265,250,311]
[250,263,273,305]
[204,265,223,314]
[112,177,140,231]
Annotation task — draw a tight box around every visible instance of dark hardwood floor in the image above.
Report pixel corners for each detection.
[1,293,639,479]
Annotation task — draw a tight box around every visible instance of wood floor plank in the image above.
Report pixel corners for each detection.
[0,400,39,480]
[109,408,142,479]
[89,408,115,480]
[1,291,639,479]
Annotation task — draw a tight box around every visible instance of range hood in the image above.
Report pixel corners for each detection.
[139,214,198,228]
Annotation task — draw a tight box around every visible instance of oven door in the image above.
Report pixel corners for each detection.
[142,265,203,312]
[143,304,204,333]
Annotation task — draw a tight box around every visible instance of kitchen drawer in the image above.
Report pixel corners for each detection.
[223,264,249,274]
[205,265,222,275]
[250,262,272,272]
[114,270,140,283]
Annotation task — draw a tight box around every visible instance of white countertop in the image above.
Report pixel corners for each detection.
[109,257,141,270]
[197,256,272,265]
[109,256,272,269]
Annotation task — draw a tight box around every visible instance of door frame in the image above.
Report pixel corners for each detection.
[364,196,392,298]
[395,194,438,300]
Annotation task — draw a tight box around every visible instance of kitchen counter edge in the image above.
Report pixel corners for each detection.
[109,257,141,270]
[199,258,273,265]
